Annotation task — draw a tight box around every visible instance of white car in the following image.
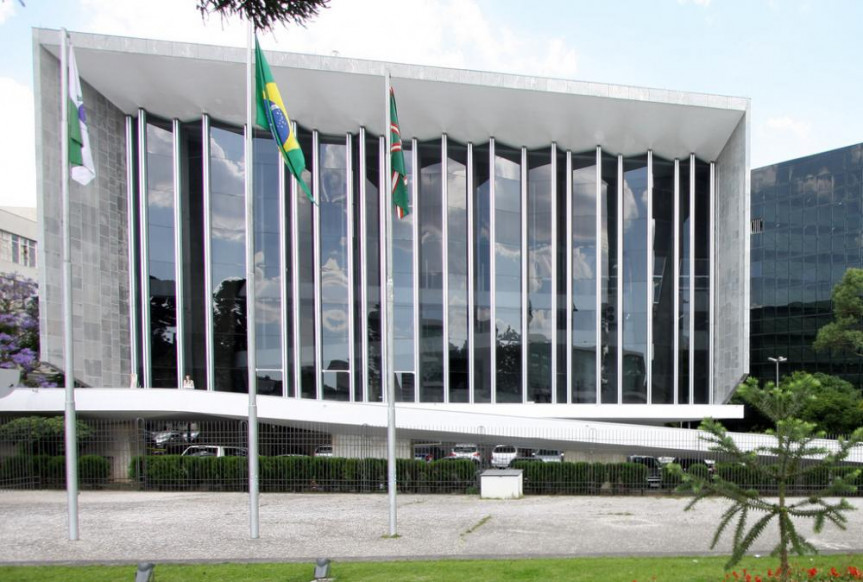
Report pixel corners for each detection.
[449,443,482,464]
[491,444,518,468]
[181,445,247,457]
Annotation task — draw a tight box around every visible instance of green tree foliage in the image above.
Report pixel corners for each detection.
[814,267,863,357]
[796,372,863,436]
[678,374,863,580]
[0,416,93,455]
[197,0,330,32]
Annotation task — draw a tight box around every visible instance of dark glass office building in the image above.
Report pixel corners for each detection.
[751,142,863,385]
[34,29,749,421]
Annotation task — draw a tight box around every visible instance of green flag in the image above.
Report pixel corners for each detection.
[254,37,313,202]
[389,87,409,218]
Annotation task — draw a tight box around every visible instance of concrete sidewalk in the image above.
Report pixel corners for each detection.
[1,491,862,565]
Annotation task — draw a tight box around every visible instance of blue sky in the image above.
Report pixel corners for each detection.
[2,0,862,208]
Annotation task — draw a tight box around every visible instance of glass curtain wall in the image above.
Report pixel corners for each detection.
[319,137,351,401]
[527,149,553,403]
[393,143,416,401]
[252,133,283,396]
[651,157,676,403]
[145,119,179,388]
[418,140,445,402]
[131,109,720,405]
[571,152,598,403]
[447,142,470,403]
[622,156,649,403]
[493,145,523,403]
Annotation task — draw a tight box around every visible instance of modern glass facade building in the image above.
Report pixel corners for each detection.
[750,142,863,385]
[34,30,749,421]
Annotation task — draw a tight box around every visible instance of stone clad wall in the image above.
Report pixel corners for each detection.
[35,35,130,388]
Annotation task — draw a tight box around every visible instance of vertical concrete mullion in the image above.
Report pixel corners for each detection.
[313,130,322,400]
[137,110,151,388]
[203,115,214,391]
[467,143,475,403]
[346,134,355,402]
[172,118,185,389]
[125,116,138,385]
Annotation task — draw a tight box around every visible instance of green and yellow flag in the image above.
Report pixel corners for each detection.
[255,37,313,202]
[389,87,409,218]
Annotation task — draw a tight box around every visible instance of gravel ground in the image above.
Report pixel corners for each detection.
[1,491,862,565]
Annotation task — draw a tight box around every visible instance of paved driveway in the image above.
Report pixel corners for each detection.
[1,491,862,564]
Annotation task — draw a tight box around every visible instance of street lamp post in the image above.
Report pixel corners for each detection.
[768,356,787,387]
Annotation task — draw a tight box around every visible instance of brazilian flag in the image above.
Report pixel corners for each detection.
[255,37,313,202]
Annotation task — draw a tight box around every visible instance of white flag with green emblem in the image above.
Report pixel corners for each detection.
[68,42,95,186]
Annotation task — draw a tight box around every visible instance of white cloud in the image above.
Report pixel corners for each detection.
[0,77,35,208]
[765,116,811,138]
[0,1,15,25]
[677,0,712,6]
[753,115,818,168]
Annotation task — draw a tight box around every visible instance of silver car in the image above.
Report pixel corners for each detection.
[534,449,564,463]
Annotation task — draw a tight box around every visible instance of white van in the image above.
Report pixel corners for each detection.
[181,445,247,457]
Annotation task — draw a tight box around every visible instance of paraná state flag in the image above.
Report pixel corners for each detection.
[254,37,313,202]
[68,42,95,186]
[390,87,409,218]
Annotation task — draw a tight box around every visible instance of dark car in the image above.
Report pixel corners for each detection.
[413,445,446,462]
[627,455,662,488]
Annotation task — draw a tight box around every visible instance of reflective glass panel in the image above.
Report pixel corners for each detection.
[447,142,469,403]
[147,120,178,388]
[473,144,492,403]
[571,153,598,403]
[253,134,283,395]
[622,156,648,404]
[418,140,444,402]
[209,125,247,393]
[494,146,522,403]
[651,157,675,403]
[600,152,619,403]
[527,149,552,403]
[319,138,350,401]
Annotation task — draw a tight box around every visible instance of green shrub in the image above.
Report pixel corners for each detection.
[661,463,683,489]
[79,455,109,488]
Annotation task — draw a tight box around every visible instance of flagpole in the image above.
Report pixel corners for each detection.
[245,20,260,540]
[384,72,398,537]
[60,28,80,542]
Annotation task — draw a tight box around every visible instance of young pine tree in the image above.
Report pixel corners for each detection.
[678,374,863,580]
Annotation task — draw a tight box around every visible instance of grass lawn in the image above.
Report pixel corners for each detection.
[1,554,862,582]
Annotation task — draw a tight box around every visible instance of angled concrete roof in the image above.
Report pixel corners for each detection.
[36,28,748,162]
[3,388,858,463]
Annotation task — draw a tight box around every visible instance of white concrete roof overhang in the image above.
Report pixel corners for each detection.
[21,387,861,463]
[38,29,748,161]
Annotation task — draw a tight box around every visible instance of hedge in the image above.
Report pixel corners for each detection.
[0,454,109,488]
[130,455,478,494]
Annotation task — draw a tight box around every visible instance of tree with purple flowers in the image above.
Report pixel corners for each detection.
[0,272,55,387]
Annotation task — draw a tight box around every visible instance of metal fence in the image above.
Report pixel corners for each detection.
[0,415,860,496]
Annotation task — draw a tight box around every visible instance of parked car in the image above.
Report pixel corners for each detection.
[534,449,564,463]
[413,445,446,462]
[491,444,518,468]
[627,455,662,487]
[314,445,334,457]
[449,443,482,464]
[508,449,540,467]
[181,445,247,457]
[674,457,716,474]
